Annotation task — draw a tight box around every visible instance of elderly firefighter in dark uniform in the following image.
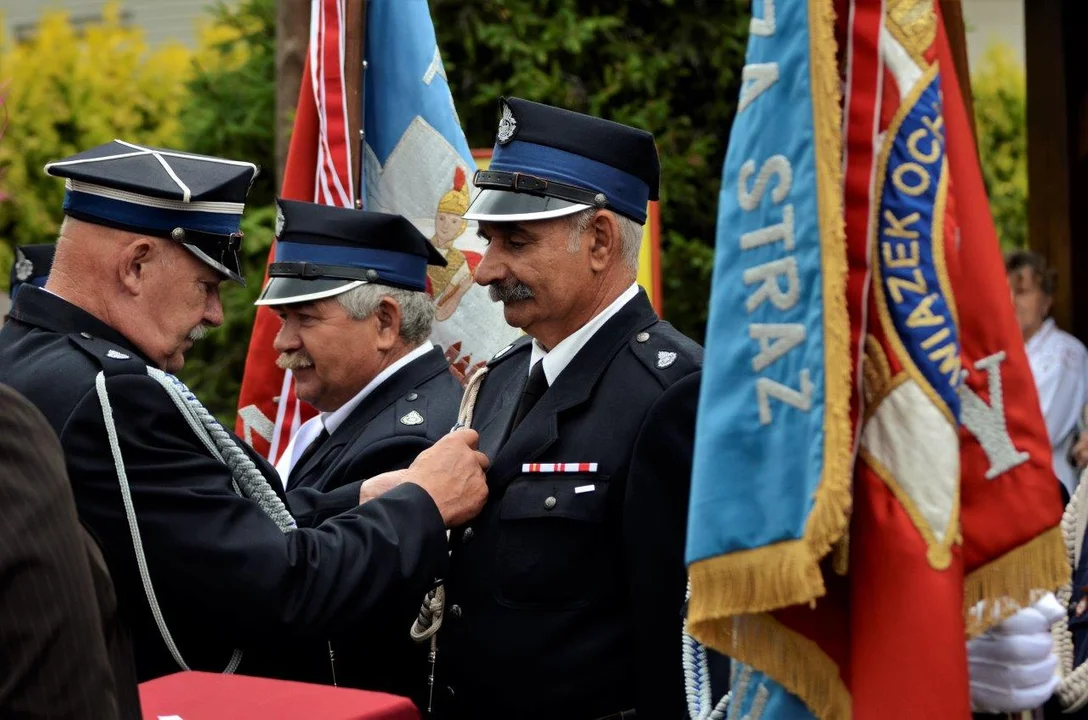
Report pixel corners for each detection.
[255,199,464,699]
[0,141,488,684]
[260,200,462,494]
[424,97,716,719]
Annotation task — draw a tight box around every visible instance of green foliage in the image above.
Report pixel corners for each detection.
[972,42,1028,251]
[432,0,750,340]
[0,2,191,289]
[180,0,278,207]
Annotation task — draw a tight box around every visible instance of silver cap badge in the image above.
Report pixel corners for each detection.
[496,102,518,145]
[14,249,33,283]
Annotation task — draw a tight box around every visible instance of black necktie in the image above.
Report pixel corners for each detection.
[512,360,549,430]
[294,426,330,472]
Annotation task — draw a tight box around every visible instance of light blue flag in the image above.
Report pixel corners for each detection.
[364,0,519,371]
[684,0,851,716]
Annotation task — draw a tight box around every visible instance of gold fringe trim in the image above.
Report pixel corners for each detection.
[691,612,851,720]
[963,525,1069,637]
[806,0,854,572]
[689,541,826,620]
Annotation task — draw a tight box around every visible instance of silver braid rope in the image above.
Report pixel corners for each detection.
[1054,464,1088,711]
[683,580,729,720]
[95,369,297,676]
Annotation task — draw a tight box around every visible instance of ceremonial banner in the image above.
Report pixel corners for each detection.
[236,0,518,459]
[688,1,1065,718]
[686,0,851,713]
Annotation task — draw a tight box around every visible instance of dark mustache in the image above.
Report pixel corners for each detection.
[488,279,535,303]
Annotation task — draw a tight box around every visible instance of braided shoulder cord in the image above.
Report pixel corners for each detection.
[1054,465,1088,711]
[683,580,730,719]
[147,368,296,533]
[95,369,298,676]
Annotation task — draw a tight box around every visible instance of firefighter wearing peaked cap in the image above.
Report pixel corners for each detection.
[428,98,728,719]
[0,140,488,684]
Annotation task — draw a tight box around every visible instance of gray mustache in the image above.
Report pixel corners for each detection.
[276,350,315,371]
[188,325,209,342]
[488,280,534,303]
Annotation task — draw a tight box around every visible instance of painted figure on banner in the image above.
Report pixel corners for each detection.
[428,168,483,322]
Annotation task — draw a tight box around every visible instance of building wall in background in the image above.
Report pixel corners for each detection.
[963,0,1025,69]
[1,0,216,47]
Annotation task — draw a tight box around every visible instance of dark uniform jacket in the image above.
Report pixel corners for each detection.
[285,345,461,702]
[0,384,140,719]
[436,290,706,719]
[287,345,462,493]
[0,287,449,684]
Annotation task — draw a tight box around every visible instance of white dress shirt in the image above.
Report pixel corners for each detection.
[274,341,435,484]
[528,283,640,383]
[1025,319,1088,496]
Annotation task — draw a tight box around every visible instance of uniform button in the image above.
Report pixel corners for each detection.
[406,392,419,401]
[544,496,557,510]
[462,526,474,543]
[449,604,462,618]
[365,269,379,281]
[636,331,650,343]
[80,332,93,339]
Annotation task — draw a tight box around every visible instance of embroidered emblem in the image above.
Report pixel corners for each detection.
[885,0,937,67]
[496,101,518,145]
[400,410,424,426]
[275,203,285,237]
[106,349,130,360]
[14,249,33,282]
[657,351,677,369]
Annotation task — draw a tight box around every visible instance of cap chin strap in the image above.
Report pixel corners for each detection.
[95,368,296,675]
[474,169,610,209]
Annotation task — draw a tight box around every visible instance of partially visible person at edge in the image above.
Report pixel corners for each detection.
[0,383,140,719]
[257,199,463,701]
[432,97,726,719]
[1007,250,1088,503]
[4,243,54,324]
[0,141,488,684]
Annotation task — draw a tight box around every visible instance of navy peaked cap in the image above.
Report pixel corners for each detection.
[464,96,660,224]
[10,244,56,302]
[255,199,446,306]
[44,140,259,285]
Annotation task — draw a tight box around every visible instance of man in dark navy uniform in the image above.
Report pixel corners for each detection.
[4,243,55,323]
[255,199,464,698]
[260,199,463,495]
[0,141,488,684]
[433,98,717,719]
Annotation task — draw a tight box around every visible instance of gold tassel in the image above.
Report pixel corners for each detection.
[962,525,1070,637]
[689,540,826,623]
[693,612,851,720]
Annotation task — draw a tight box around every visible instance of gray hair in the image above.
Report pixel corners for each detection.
[336,283,434,345]
[567,208,642,271]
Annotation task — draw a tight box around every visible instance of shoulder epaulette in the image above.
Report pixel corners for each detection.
[628,320,703,385]
[486,335,532,369]
[66,332,148,377]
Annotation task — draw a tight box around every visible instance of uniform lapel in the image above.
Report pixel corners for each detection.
[487,291,659,494]
[288,347,451,486]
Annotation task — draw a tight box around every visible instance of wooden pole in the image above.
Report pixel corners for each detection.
[343,0,367,209]
[275,0,311,190]
[939,0,977,140]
